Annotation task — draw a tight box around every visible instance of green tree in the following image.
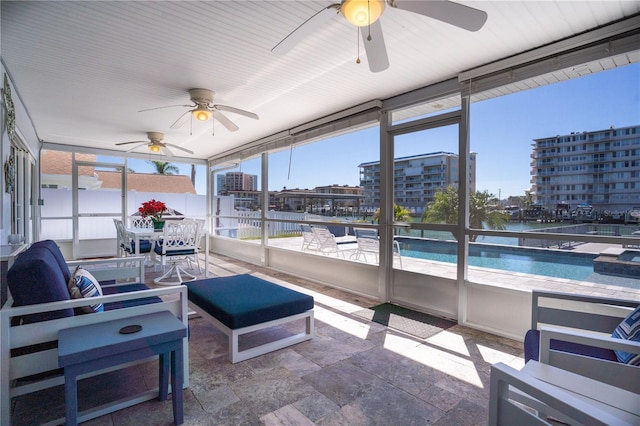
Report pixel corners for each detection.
[372,204,412,222]
[148,160,179,175]
[421,187,509,242]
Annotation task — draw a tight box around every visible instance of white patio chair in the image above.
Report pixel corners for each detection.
[301,223,320,251]
[153,220,200,285]
[129,215,154,229]
[113,218,152,260]
[185,218,206,273]
[351,227,403,268]
[310,225,346,257]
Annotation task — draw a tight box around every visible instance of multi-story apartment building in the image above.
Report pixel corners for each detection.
[531,125,640,212]
[216,172,258,194]
[359,151,476,214]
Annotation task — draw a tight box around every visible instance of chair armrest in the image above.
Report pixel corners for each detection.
[531,290,638,333]
[66,256,146,284]
[539,325,640,363]
[3,286,188,346]
[539,325,640,393]
[489,362,624,426]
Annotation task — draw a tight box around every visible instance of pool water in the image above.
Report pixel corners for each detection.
[399,239,596,281]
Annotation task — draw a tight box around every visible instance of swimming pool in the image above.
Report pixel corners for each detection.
[398,238,596,281]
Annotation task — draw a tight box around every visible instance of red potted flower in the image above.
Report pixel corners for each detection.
[139,199,167,229]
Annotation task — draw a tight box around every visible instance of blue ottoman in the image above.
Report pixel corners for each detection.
[186,274,314,363]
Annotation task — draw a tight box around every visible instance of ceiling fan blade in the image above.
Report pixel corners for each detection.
[214,104,259,120]
[161,146,174,157]
[125,143,148,153]
[138,104,192,113]
[212,110,239,132]
[170,110,191,129]
[165,143,194,155]
[115,140,147,146]
[271,5,340,55]
[392,0,487,32]
[361,21,389,73]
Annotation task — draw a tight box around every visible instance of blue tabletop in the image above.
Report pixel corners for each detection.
[58,311,186,367]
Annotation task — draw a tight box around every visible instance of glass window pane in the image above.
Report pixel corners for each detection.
[394,124,460,272]
[213,157,262,239]
[264,127,379,259]
[468,62,640,289]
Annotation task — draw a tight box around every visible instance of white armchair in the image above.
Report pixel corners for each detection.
[524,290,640,393]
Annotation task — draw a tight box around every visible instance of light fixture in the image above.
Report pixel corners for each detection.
[148,144,162,153]
[192,105,213,121]
[341,0,385,27]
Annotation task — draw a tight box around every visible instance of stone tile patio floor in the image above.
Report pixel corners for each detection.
[12,252,525,425]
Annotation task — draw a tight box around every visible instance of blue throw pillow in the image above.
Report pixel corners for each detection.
[612,305,640,365]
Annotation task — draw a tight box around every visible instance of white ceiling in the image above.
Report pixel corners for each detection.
[2,1,639,161]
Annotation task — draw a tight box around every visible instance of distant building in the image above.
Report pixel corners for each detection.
[530,125,640,212]
[275,185,363,215]
[217,172,258,194]
[223,190,276,211]
[359,152,476,214]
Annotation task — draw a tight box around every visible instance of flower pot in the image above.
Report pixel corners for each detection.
[152,219,165,230]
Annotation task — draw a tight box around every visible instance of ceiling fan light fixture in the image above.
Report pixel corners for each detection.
[192,106,213,121]
[341,0,385,27]
[148,144,162,153]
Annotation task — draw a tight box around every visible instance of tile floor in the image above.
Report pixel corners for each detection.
[11,252,525,425]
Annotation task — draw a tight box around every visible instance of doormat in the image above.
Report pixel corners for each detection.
[352,303,456,339]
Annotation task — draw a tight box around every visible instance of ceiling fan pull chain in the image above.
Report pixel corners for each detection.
[212,116,215,136]
[367,0,372,41]
[356,27,361,64]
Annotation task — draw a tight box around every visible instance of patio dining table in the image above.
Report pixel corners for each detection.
[125,227,162,256]
[125,224,210,277]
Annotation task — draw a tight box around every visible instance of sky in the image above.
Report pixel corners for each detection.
[129,63,640,199]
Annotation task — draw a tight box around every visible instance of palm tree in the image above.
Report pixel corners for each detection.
[421,187,508,242]
[372,204,412,222]
[148,160,179,175]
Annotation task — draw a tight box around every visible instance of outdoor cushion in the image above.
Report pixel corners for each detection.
[68,274,104,314]
[524,329,618,363]
[186,274,314,329]
[7,246,74,323]
[102,283,162,310]
[154,241,195,256]
[612,305,640,365]
[71,266,104,296]
[125,239,152,254]
[30,239,72,284]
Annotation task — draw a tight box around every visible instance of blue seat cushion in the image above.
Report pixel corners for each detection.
[30,239,72,283]
[124,239,152,254]
[7,246,74,323]
[102,283,162,310]
[154,241,195,256]
[524,329,618,363]
[186,274,314,329]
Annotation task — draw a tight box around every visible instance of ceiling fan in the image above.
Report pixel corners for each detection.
[271,0,488,72]
[115,132,194,156]
[139,88,259,133]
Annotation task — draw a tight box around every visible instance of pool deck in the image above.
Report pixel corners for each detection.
[261,237,640,301]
